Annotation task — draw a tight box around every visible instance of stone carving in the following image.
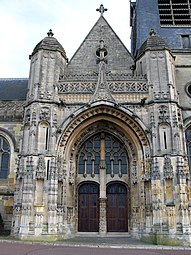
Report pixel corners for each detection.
[90,40,115,103]
[150,112,156,127]
[183,157,190,178]
[36,155,46,179]
[25,109,31,123]
[172,111,178,127]
[58,82,96,93]
[163,155,173,179]
[57,156,63,181]
[56,206,64,216]
[158,105,169,123]
[22,204,32,211]
[0,101,25,121]
[60,106,148,151]
[69,159,74,184]
[109,81,148,92]
[16,157,23,179]
[176,157,190,179]
[32,111,37,124]
[144,159,151,181]
[48,205,57,211]
[49,158,58,180]
[53,112,57,127]
[58,81,148,94]
[99,198,107,234]
[14,205,22,214]
[59,71,146,81]
[131,160,137,183]
[67,207,73,224]
[176,157,185,177]
[26,156,34,174]
[151,158,160,180]
[154,91,170,100]
[39,107,50,121]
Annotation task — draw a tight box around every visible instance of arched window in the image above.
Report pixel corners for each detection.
[78,132,128,177]
[0,136,10,179]
[38,122,49,151]
[159,123,171,152]
[185,126,191,168]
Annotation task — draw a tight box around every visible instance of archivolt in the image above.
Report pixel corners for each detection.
[57,104,150,159]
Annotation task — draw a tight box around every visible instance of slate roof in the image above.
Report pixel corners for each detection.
[65,15,134,78]
[0,78,28,100]
[136,29,170,58]
[30,29,67,60]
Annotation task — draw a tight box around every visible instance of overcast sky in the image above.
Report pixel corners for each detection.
[0,0,132,78]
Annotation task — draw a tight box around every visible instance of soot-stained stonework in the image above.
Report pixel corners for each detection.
[0,2,191,246]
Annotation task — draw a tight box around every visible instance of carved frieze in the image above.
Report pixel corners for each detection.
[58,81,148,94]
[0,101,25,121]
[163,156,173,179]
[59,72,146,81]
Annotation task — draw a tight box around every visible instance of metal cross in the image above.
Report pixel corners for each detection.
[96,4,108,16]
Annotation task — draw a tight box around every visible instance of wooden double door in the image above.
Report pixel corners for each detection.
[78,183,128,232]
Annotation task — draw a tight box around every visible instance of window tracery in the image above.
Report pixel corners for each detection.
[78,132,128,177]
[0,136,10,179]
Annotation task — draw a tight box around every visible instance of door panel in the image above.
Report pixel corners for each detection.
[107,183,128,232]
[78,183,99,232]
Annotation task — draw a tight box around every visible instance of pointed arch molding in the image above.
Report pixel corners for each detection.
[0,127,17,151]
[58,103,150,157]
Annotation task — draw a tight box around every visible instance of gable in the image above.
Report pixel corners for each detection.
[66,16,133,76]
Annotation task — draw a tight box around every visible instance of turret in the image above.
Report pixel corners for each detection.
[27,29,68,103]
[13,30,68,238]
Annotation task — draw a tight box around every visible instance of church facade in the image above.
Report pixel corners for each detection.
[0,1,191,245]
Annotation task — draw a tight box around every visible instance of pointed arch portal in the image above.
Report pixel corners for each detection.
[59,104,150,235]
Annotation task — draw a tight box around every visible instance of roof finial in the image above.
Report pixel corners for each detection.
[149,29,156,36]
[47,29,54,37]
[96,4,108,16]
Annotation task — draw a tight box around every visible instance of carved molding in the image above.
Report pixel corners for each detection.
[154,91,170,100]
[0,101,25,121]
[59,72,146,81]
[58,81,148,94]
[163,156,173,179]
[151,158,160,180]
[60,106,148,153]
[36,155,46,179]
